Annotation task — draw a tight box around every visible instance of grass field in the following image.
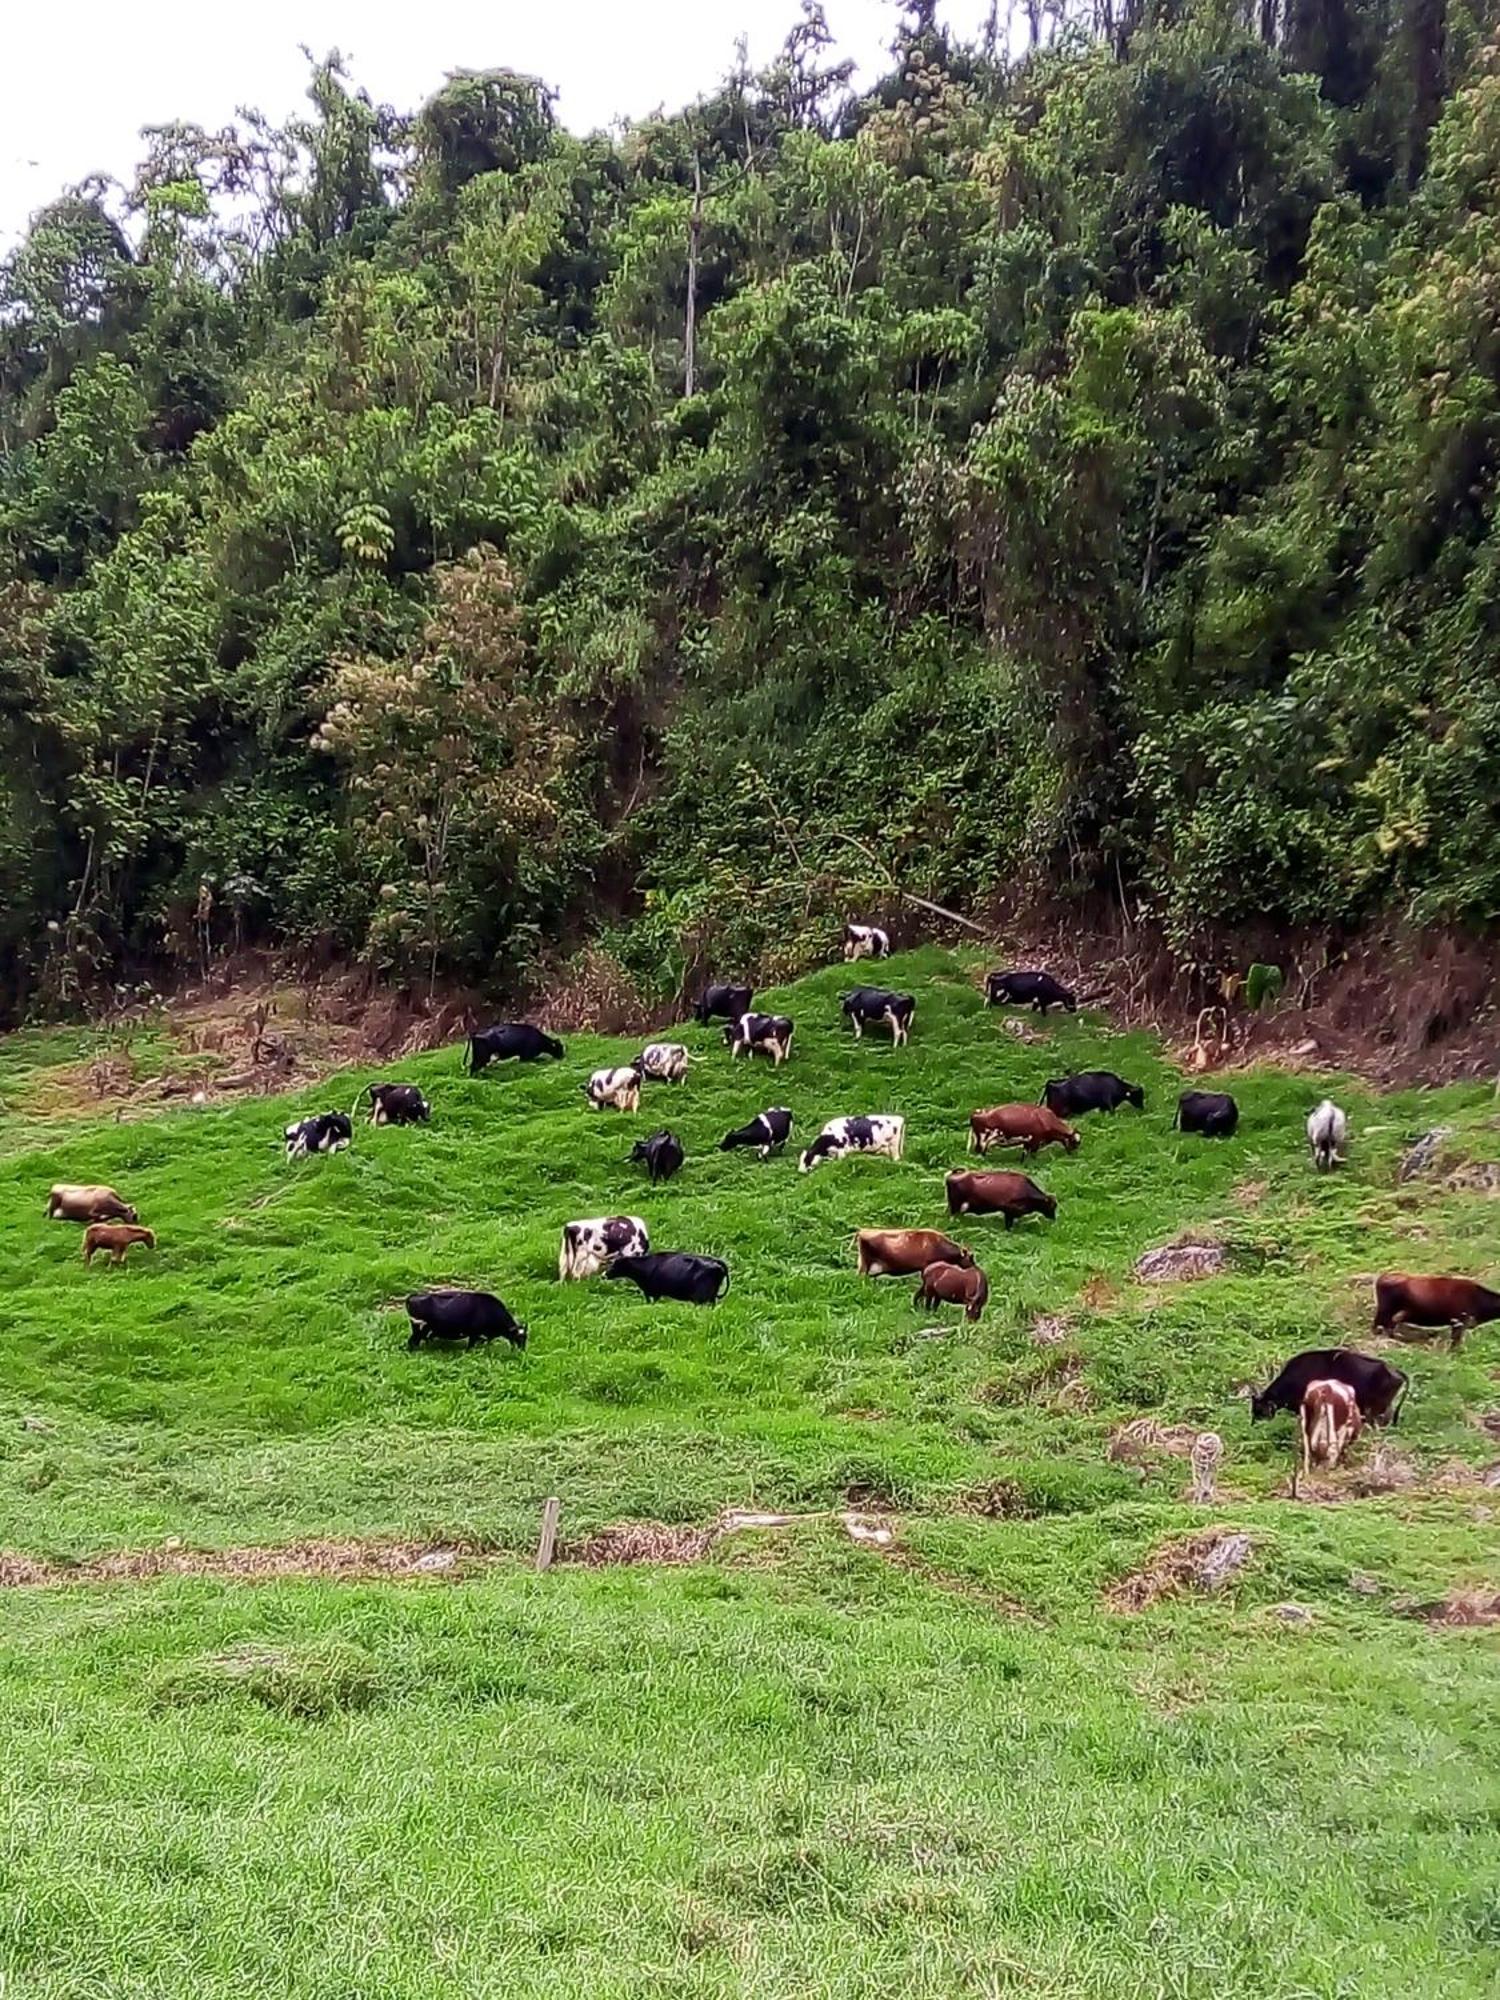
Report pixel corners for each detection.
[2,946,1499,1996]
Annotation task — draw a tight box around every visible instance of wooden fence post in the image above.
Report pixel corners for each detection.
[535,1496,561,1572]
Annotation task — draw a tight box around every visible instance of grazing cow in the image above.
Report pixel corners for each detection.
[83,1223,155,1266]
[799,1114,905,1173]
[719,1107,794,1159]
[585,1066,643,1114]
[406,1289,527,1351]
[1175,1090,1239,1138]
[630,1129,684,1184]
[603,1251,730,1305]
[693,983,753,1026]
[1300,1378,1363,1477]
[1041,1072,1144,1118]
[945,1169,1057,1228]
[368,1082,431,1126]
[985,969,1077,1014]
[968,1104,1079,1157]
[725,1013,794,1066]
[1306,1098,1347,1171]
[855,1228,974,1278]
[1250,1349,1407,1427]
[634,1042,689,1084]
[914,1261,989,1323]
[1372,1273,1500,1351]
[467,1024,565,1072]
[844,923,891,962]
[46,1184,137,1225]
[559,1216,649,1281]
[841,988,916,1046]
[285,1111,352,1161]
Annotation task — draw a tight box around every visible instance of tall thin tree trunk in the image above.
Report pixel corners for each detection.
[1408,0,1447,185]
[685,156,702,398]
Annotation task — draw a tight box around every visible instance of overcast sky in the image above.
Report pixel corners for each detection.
[2,0,995,246]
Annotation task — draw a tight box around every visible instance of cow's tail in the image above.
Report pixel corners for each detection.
[716,1264,732,1301]
[465,1038,475,1074]
[1390,1373,1410,1427]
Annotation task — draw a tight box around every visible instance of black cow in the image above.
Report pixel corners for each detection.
[368,1082,431,1126]
[720,1107,794,1159]
[1041,1072,1144,1118]
[693,983,753,1026]
[630,1129,684,1184]
[406,1289,528,1351]
[1250,1349,1407,1427]
[986,969,1077,1014]
[284,1110,352,1161]
[603,1252,730,1305]
[467,1024,565,1072]
[1176,1090,1239,1138]
[841,988,916,1047]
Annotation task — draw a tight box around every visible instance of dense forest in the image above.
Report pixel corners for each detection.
[2,0,1499,1017]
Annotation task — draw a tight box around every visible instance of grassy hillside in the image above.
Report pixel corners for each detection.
[3,948,1500,1997]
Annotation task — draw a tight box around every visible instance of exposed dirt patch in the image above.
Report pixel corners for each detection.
[1233,1179,1269,1208]
[1107,1418,1203,1463]
[1397,1587,1500,1627]
[1080,1274,1120,1311]
[1107,1527,1255,1612]
[564,1522,719,1567]
[0,1538,482,1588]
[1134,1237,1229,1284]
[1344,1443,1420,1498]
[1029,1312,1074,1347]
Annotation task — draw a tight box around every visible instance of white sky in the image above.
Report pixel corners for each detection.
[1,0,995,247]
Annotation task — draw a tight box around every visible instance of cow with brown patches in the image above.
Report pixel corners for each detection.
[914,1261,989,1322]
[855,1228,974,1278]
[1373,1273,1500,1351]
[1300,1378,1362,1477]
[47,1184,138,1224]
[945,1170,1057,1228]
[83,1223,156,1266]
[968,1104,1079,1157]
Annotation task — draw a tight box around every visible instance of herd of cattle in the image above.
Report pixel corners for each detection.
[38,923,1500,1483]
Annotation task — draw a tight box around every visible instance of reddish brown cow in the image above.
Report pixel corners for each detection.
[968,1104,1079,1157]
[855,1228,974,1278]
[914,1261,989,1322]
[1300,1378,1362,1477]
[945,1171,1057,1228]
[1373,1273,1500,1351]
[83,1223,156,1266]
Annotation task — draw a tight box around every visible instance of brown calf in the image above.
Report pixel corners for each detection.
[1373,1273,1500,1352]
[48,1184,138,1224]
[968,1104,1079,1157]
[1300,1378,1362,1477]
[83,1223,156,1266]
[914,1261,989,1322]
[945,1170,1057,1228]
[855,1228,974,1278]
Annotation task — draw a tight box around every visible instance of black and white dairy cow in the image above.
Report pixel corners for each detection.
[693,983,753,1026]
[841,988,916,1047]
[559,1215,649,1281]
[284,1110,353,1160]
[725,1012,795,1065]
[634,1042,689,1083]
[603,1251,730,1305]
[367,1082,430,1126]
[405,1288,527,1350]
[467,1023,565,1072]
[720,1107,794,1159]
[585,1065,643,1113]
[844,923,890,961]
[799,1113,905,1173]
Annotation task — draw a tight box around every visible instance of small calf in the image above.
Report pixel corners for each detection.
[913,1261,988,1322]
[83,1223,156,1266]
[630,1128,684,1184]
[844,923,891,961]
[1300,1378,1362,1477]
[1306,1098,1347,1172]
[47,1184,138,1225]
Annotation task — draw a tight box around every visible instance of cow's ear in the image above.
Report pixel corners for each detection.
[1232,1382,1253,1400]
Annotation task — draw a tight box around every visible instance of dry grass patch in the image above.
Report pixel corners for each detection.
[1107,1527,1255,1612]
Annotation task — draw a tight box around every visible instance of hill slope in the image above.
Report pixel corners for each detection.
[3,949,1500,1997]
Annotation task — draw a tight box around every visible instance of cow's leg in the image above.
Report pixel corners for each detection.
[1004,1214,1014,1230]
[407,1323,426,1351]
[850,1016,863,1040]
[1451,1318,1470,1352]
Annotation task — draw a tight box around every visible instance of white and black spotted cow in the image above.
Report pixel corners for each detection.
[841,988,916,1047]
[584,1066,643,1113]
[559,1215,650,1281]
[284,1110,353,1161]
[634,1043,690,1083]
[844,923,891,962]
[724,1013,794,1066]
[799,1113,905,1173]
[719,1107,794,1159]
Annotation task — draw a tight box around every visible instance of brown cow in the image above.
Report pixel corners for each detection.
[47,1184,138,1224]
[945,1170,1057,1228]
[1373,1273,1500,1351]
[968,1104,1079,1157]
[1300,1378,1362,1476]
[855,1228,974,1278]
[83,1223,156,1266]
[914,1261,989,1322]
